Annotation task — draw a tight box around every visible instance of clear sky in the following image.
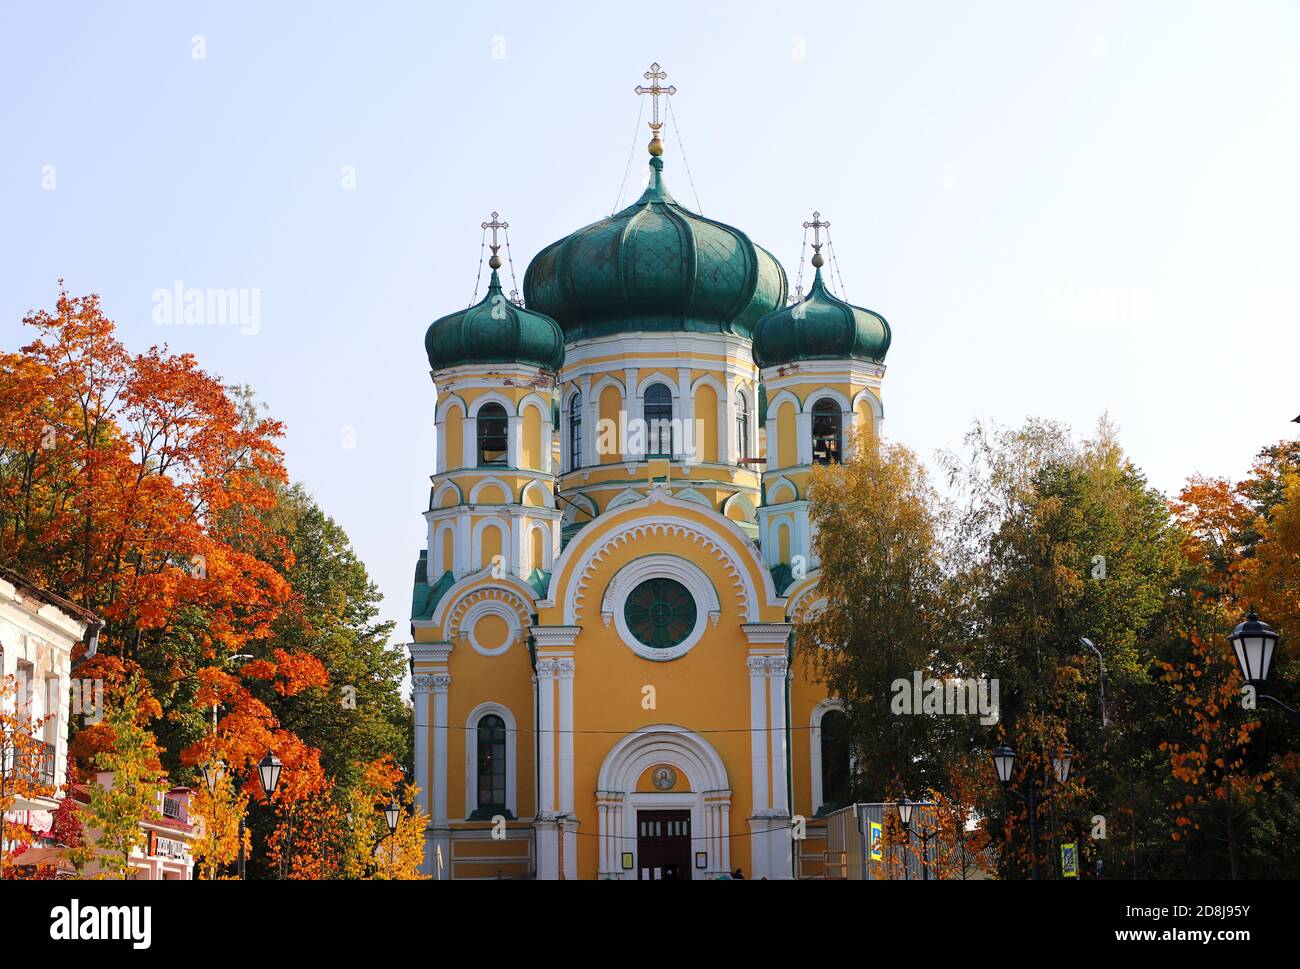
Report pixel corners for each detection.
[3,1,1299,656]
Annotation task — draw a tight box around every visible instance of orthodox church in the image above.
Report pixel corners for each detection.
[408,65,891,879]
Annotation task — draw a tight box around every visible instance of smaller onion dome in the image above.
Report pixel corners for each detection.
[751,266,891,369]
[424,268,565,373]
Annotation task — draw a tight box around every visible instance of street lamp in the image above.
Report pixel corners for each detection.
[992,742,1072,880]
[258,752,283,797]
[1228,612,1297,716]
[1051,748,1073,785]
[896,796,913,828]
[1229,612,1279,685]
[992,743,1016,785]
[384,801,401,867]
[199,760,224,794]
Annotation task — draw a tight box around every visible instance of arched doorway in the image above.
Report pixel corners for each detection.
[595,725,732,879]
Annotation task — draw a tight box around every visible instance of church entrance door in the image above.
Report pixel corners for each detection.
[636,810,691,880]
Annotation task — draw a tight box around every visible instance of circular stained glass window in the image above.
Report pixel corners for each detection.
[623,578,697,649]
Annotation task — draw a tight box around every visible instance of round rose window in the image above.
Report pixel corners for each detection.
[623,578,697,649]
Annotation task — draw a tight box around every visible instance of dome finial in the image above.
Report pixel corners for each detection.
[634,62,677,157]
[482,210,508,270]
[804,211,829,269]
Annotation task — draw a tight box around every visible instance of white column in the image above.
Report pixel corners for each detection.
[537,660,556,815]
[432,674,451,825]
[768,657,790,815]
[796,410,813,466]
[509,509,524,578]
[676,367,692,461]
[435,418,446,474]
[557,658,575,814]
[461,415,476,467]
[507,414,523,468]
[723,375,738,464]
[582,376,597,467]
[748,655,769,814]
[412,676,434,820]
[765,417,779,470]
[454,509,471,576]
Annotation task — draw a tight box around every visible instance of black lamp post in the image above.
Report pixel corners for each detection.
[258,752,287,878]
[897,795,937,881]
[384,801,401,866]
[896,797,912,881]
[992,742,1072,880]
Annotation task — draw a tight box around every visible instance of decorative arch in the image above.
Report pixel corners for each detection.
[470,477,514,505]
[430,571,538,630]
[636,371,680,400]
[544,490,784,623]
[810,699,850,814]
[722,492,757,523]
[432,481,462,509]
[471,517,510,571]
[766,477,798,505]
[522,479,555,509]
[802,386,852,412]
[560,492,597,526]
[672,487,714,510]
[435,394,468,424]
[468,391,517,418]
[598,724,729,792]
[596,725,733,878]
[765,389,800,414]
[605,488,644,511]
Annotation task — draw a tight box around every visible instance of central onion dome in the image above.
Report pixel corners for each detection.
[523,156,787,341]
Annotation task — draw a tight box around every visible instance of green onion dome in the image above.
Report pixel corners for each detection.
[425,269,565,372]
[751,267,891,368]
[523,156,787,341]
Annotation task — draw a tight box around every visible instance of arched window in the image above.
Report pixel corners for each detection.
[735,391,749,461]
[568,392,582,471]
[811,398,842,465]
[477,403,509,466]
[476,714,507,811]
[644,383,674,457]
[819,709,851,810]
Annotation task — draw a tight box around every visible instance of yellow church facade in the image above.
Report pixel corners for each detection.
[408,67,891,879]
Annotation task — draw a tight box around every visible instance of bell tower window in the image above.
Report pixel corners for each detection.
[477,403,509,466]
[811,398,842,465]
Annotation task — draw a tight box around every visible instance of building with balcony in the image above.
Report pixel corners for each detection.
[0,568,100,825]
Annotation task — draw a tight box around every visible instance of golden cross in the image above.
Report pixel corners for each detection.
[803,212,830,253]
[803,211,830,268]
[634,62,677,137]
[481,211,508,252]
[482,211,508,269]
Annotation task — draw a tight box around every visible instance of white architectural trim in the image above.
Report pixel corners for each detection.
[809,698,846,814]
[467,391,516,418]
[596,725,732,879]
[458,597,522,656]
[469,476,513,505]
[602,554,721,662]
[464,701,518,818]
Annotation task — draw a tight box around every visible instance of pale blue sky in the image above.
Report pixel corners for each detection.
[3,2,1299,656]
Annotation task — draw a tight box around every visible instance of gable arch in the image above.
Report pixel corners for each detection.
[470,477,514,504]
[468,391,516,418]
[803,386,852,412]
